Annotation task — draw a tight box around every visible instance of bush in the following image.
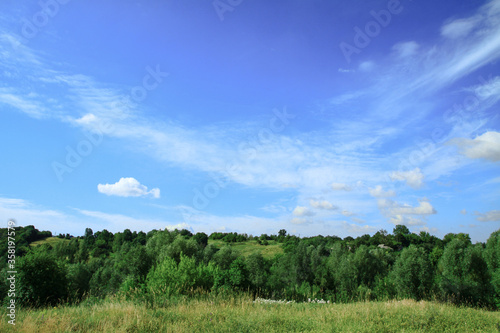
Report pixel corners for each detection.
[17,250,68,307]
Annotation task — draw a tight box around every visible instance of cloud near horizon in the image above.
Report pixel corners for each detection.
[475,210,500,222]
[97,177,160,198]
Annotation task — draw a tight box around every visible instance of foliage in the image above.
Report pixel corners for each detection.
[2,224,499,311]
[484,230,500,307]
[16,249,68,307]
[390,245,433,300]
[438,239,493,306]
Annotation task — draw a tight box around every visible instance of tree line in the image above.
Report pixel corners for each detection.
[1,225,499,309]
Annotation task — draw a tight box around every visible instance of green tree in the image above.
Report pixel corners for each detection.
[84,228,94,246]
[438,239,492,306]
[352,245,384,288]
[246,253,268,291]
[213,246,237,270]
[193,232,209,248]
[228,257,248,289]
[393,225,410,247]
[17,250,68,306]
[390,245,433,300]
[145,229,175,260]
[146,256,178,297]
[161,235,199,263]
[484,230,500,307]
[67,263,91,302]
[335,253,358,302]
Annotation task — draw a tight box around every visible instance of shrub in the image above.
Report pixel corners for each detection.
[17,250,68,307]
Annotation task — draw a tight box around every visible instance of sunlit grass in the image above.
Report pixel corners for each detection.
[29,237,70,247]
[208,239,283,259]
[2,296,498,332]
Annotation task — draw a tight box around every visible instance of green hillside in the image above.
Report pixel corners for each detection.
[30,237,70,247]
[208,239,283,259]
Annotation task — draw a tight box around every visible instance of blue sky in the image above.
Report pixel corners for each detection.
[1,0,499,242]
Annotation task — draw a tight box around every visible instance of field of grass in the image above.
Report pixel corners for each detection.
[208,239,283,259]
[2,296,498,332]
[29,237,70,247]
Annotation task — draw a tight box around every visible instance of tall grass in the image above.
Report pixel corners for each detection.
[1,295,499,332]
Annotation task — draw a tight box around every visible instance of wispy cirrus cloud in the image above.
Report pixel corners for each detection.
[441,17,480,39]
[331,183,352,191]
[1,0,499,242]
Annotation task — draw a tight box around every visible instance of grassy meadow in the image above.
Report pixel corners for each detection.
[1,296,499,332]
[29,237,69,248]
[30,237,284,260]
[208,239,284,259]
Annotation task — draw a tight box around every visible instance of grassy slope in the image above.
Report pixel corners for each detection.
[1,298,499,332]
[30,238,283,259]
[208,239,283,259]
[29,237,70,247]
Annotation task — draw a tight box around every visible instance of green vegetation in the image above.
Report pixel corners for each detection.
[29,237,69,248]
[208,239,283,259]
[1,225,499,330]
[0,296,498,332]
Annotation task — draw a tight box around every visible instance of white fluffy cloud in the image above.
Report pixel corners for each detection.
[369,185,396,198]
[475,210,500,222]
[97,177,160,198]
[450,131,500,162]
[165,223,193,231]
[293,206,315,217]
[331,183,352,191]
[377,198,437,226]
[309,199,337,210]
[390,168,424,189]
[378,198,437,216]
[389,215,426,226]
